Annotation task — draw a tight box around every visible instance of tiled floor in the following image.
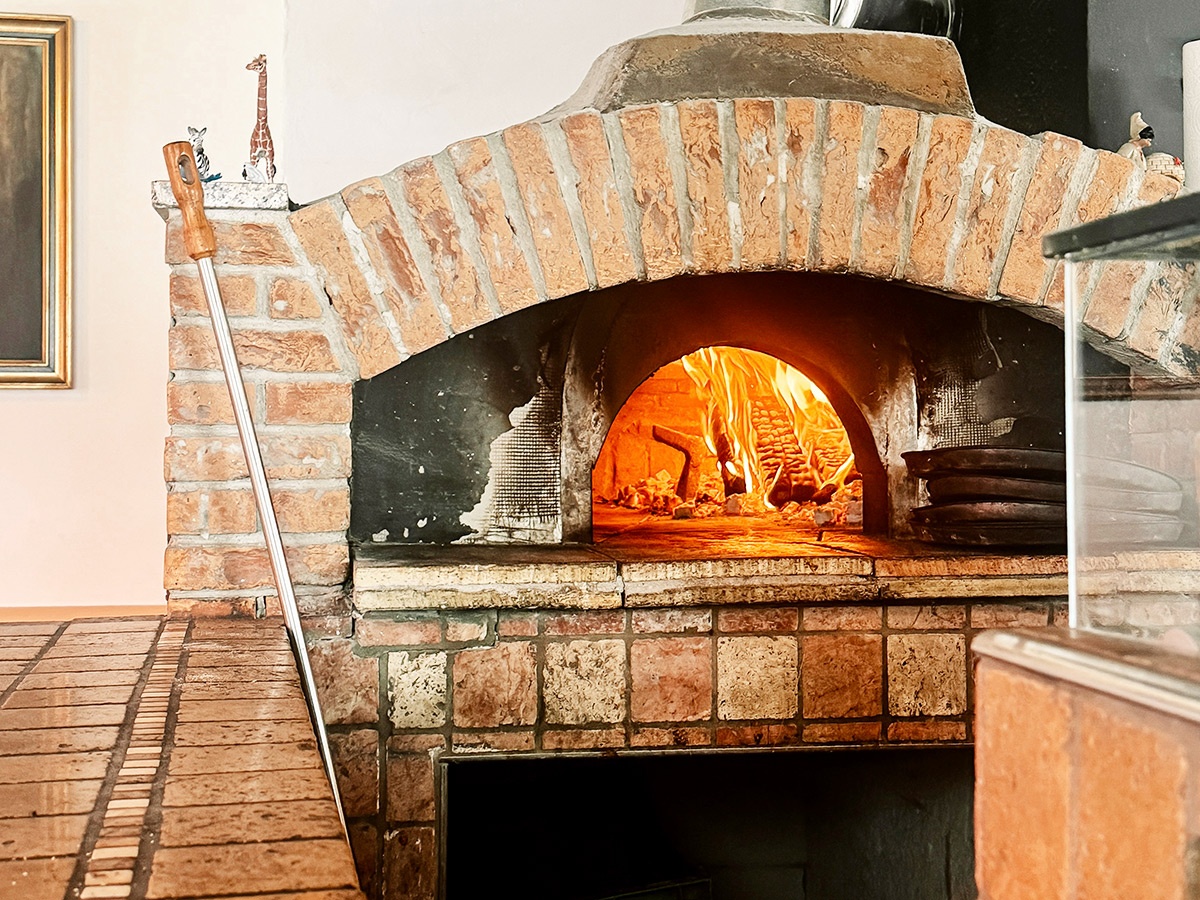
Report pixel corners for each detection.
[0,617,363,900]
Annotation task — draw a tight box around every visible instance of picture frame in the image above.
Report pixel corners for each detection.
[0,14,71,388]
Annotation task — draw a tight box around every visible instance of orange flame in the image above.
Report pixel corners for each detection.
[680,347,856,506]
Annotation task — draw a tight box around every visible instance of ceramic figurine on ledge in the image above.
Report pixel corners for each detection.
[246,53,276,182]
[187,126,221,182]
[1147,152,1187,185]
[1117,112,1155,168]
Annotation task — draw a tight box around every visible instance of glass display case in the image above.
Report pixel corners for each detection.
[1045,190,1200,650]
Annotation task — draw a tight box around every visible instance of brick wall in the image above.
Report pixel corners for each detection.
[308,597,1065,898]
[975,633,1200,900]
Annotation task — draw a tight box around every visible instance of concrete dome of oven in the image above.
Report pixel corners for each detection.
[551,17,974,118]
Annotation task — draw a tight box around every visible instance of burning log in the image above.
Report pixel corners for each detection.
[651,425,708,502]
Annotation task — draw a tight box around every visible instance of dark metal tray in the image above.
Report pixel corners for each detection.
[926,475,1067,504]
[911,501,1067,525]
[903,447,1065,480]
[912,522,1067,548]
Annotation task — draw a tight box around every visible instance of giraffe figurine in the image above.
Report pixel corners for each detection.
[246,54,276,182]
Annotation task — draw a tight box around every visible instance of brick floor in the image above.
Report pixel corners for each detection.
[0,617,363,900]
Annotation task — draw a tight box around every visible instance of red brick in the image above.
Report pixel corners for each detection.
[502,123,588,298]
[541,729,625,751]
[544,611,624,635]
[630,726,712,748]
[678,99,732,273]
[801,634,883,718]
[451,643,537,728]
[273,489,351,534]
[952,125,1030,297]
[163,543,349,591]
[166,491,204,535]
[1077,699,1188,900]
[451,732,535,752]
[885,605,967,630]
[309,639,379,726]
[497,613,538,637]
[802,722,882,744]
[998,133,1083,305]
[445,619,487,643]
[268,277,323,319]
[347,822,378,899]
[717,724,800,747]
[170,273,256,317]
[560,112,637,288]
[802,606,882,631]
[204,490,256,534]
[167,381,237,426]
[887,720,967,742]
[169,325,341,373]
[620,105,684,281]
[166,219,295,266]
[970,603,1051,629]
[783,98,818,265]
[857,106,920,278]
[717,608,798,633]
[817,100,865,271]
[631,609,711,634]
[264,381,353,425]
[387,735,446,754]
[398,159,491,334]
[735,98,781,268]
[385,827,436,900]
[330,729,379,817]
[631,637,712,723]
[357,618,441,647]
[164,435,350,481]
[445,138,539,314]
[906,115,975,286]
[387,753,435,823]
[289,200,402,379]
[974,661,1071,900]
[340,176,449,355]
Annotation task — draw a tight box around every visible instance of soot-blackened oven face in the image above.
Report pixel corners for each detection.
[350,270,1066,552]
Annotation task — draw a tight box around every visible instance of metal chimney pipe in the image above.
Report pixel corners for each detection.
[683,0,832,25]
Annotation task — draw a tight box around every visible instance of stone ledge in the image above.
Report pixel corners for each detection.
[152,180,291,219]
[352,542,1068,611]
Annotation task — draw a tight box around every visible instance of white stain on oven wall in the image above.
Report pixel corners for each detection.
[458,381,564,543]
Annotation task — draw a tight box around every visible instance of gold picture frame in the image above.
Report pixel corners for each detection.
[0,14,70,388]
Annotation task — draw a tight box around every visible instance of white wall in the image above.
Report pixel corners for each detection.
[0,0,286,609]
[283,0,681,202]
[0,0,681,609]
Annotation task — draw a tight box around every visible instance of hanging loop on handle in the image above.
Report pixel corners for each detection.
[162,141,217,260]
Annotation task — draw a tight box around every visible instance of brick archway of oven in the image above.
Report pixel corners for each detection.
[162,95,1190,613]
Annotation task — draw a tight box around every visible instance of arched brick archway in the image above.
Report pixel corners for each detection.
[287,98,1186,382]
[160,95,1189,613]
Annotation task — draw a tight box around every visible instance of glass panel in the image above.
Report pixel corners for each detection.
[1067,257,1200,653]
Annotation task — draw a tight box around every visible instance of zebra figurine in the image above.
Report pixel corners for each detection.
[187,126,221,182]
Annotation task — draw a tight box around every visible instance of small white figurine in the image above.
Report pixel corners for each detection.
[240,160,269,183]
[187,126,221,182]
[1117,112,1155,168]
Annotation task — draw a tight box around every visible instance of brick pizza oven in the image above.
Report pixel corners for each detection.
[155,2,1189,897]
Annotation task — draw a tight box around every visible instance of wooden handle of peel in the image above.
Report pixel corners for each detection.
[163,141,217,260]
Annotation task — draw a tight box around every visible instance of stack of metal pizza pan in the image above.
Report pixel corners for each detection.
[903,447,1067,548]
[904,448,1185,548]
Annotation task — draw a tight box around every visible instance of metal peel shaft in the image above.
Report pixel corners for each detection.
[163,141,346,832]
